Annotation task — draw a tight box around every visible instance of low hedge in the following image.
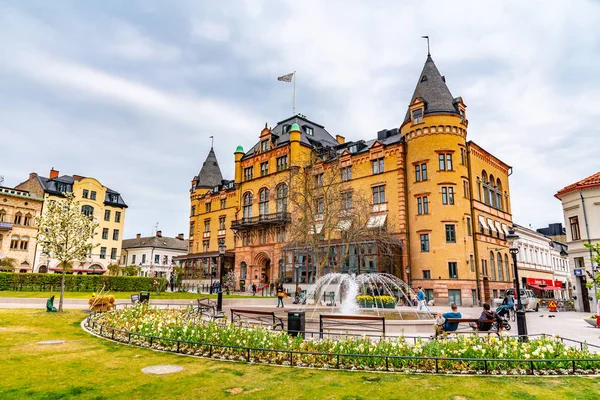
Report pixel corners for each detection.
[0,272,166,292]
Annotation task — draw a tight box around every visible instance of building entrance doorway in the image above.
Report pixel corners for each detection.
[579,275,591,313]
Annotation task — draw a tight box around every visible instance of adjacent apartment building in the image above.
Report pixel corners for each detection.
[555,171,600,312]
[179,55,515,306]
[120,231,187,281]
[0,186,44,272]
[16,169,127,274]
[513,224,570,300]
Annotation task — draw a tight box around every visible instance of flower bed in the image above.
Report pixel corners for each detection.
[85,304,600,375]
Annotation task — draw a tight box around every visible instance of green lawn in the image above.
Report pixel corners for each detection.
[0,291,261,300]
[1,310,599,400]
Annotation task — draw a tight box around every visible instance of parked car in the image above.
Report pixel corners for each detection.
[495,288,539,312]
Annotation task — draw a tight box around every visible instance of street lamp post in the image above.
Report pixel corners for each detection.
[217,243,226,312]
[506,228,528,341]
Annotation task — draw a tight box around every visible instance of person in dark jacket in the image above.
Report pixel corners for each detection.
[471,303,502,331]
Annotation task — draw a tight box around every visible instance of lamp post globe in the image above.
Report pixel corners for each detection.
[217,243,226,312]
[506,228,528,341]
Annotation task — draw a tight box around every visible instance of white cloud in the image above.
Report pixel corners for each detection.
[191,20,230,42]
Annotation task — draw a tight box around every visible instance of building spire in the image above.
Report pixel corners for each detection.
[210,135,214,149]
[196,147,224,189]
[403,55,460,123]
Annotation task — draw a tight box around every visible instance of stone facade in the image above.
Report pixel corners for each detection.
[0,186,44,272]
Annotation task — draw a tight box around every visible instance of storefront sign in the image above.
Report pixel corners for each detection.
[526,277,553,286]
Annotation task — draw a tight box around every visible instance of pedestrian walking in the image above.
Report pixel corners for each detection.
[276,282,285,308]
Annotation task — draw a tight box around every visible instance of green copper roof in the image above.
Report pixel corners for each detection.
[235,145,244,152]
[290,123,301,131]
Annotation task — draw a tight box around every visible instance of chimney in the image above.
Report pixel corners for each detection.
[136,233,141,239]
[49,168,59,179]
[177,233,184,240]
[336,135,345,144]
[156,230,162,238]
[73,175,84,180]
[29,172,37,179]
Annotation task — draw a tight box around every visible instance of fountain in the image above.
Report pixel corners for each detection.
[301,272,433,320]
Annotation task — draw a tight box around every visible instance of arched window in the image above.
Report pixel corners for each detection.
[488,175,496,208]
[0,233,3,247]
[497,252,503,281]
[14,212,22,225]
[477,178,482,201]
[490,251,496,281]
[19,236,29,251]
[504,254,510,282]
[23,213,33,226]
[38,265,48,273]
[0,209,5,222]
[276,184,288,213]
[259,188,270,217]
[496,179,503,211]
[240,261,247,279]
[10,235,19,250]
[243,192,253,219]
[481,171,489,204]
[81,205,94,217]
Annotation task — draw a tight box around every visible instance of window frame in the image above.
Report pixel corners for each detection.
[445,224,456,243]
[420,233,430,252]
[448,262,458,279]
[569,216,581,240]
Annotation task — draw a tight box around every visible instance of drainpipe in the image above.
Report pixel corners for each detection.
[580,190,596,300]
[402,140,412,287]
[466,145,482,306]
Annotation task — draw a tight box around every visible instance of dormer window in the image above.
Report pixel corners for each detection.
[304,126,314,136]
[348,145,357,153]
[109,194,119,203]
[412,109,423,124]
[283,124,291,134]
[260,140,269,152]
[459,109,466,124]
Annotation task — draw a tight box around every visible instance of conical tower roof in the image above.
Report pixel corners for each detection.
[404,56,459,122]
[196,148,223,188]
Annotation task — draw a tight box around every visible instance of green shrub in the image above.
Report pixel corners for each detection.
[0,273,166,292]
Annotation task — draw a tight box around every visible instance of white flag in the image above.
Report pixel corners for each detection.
[277,72,294,82]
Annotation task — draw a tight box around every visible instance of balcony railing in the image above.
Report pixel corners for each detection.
[231,212,291,229]
[0,222,13,230]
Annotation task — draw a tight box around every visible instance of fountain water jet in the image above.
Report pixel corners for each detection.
[302,272,433,320]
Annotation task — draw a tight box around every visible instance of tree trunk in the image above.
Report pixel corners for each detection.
[59,264,66,312]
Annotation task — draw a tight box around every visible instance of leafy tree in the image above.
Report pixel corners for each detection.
[585,243,600,299]
[35,193,98,311]
[0,257,17,272]
[107,263,121,276]
[123,264,141,277]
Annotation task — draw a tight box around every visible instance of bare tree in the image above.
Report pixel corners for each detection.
[283,152,402,280]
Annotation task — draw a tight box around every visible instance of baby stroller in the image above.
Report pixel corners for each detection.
[293,290,307,305]
[495,305,513,331]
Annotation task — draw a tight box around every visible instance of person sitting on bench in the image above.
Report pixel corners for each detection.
[435,303,462,336]
[470,303,502,331]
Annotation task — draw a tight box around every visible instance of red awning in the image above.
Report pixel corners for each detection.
[529,284,561,291]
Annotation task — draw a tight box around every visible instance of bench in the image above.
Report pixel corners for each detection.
[230,308,284,331]
[319,314,386,339]
[440,318,502,337]
[196,298,224,320]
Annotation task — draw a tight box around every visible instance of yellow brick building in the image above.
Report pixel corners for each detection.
[16,169,128,274]
[181,56,513,305]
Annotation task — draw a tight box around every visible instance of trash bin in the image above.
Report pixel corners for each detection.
[139,291,150,303]
[287,310,305,338]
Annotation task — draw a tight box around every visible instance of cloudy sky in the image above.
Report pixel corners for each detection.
[2,0,599,239]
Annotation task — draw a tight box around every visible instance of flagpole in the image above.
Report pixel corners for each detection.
[293,71,296,116]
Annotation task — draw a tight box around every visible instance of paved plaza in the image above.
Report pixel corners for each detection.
[3,296,599,347]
